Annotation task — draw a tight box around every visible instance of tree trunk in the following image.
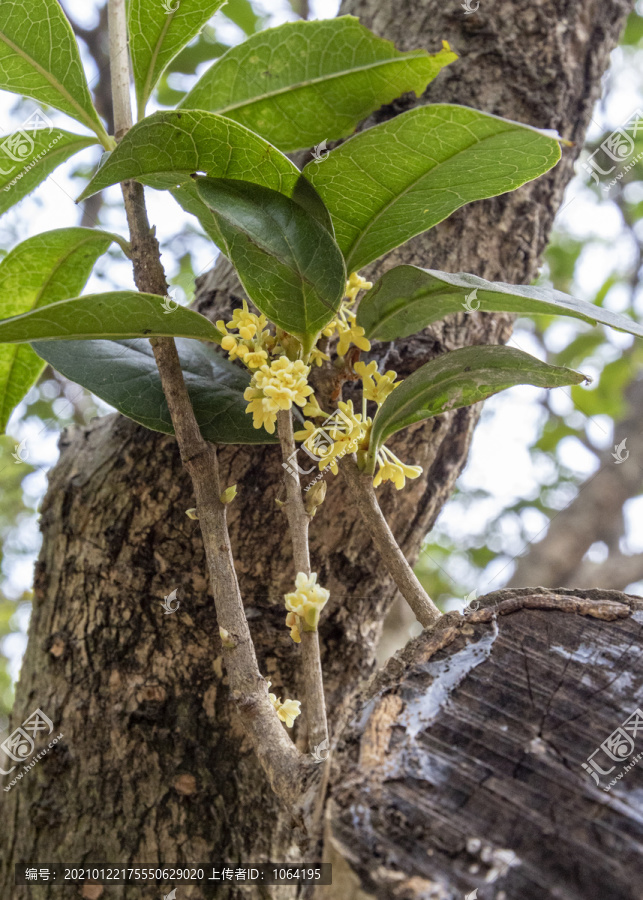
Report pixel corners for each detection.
[0,1,633,898]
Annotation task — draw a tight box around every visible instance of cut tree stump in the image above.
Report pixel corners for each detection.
[326,588,643,900]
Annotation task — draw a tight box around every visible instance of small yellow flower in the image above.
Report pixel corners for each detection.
[309,346,330,367]
[354,360,400,406]
[219,484,237,504]
[345,271,373,304]
[319,400,366,471]
[244,391,277,433]
[336,313,371,357]
[257,358,312,407]
[220,332,252,362]
[294,419,318,445]
[276,698,302,728]
[373,446,423,491]
[221,333,238,352]
[285,611,301,643]
[227,299,267,341]
[243,348,269,369]
[302,393,327,419]
[284,572,330,634]
[373,460,405,490]
[267,681,302,728]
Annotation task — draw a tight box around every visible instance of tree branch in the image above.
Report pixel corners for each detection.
[342,456,441,627]
[277,409,329,754]
[277,409,311,574]
[107,0,303,805]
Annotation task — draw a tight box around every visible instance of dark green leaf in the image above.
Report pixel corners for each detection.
[305,105,562,271]
[357,266,643,341]
[291,175,335,234]
[366,345,586,471]
[195,177,346,340]
[0,291,222,344]
[180,17,456,152]
[32,337,277,445]
[0,228,119,432]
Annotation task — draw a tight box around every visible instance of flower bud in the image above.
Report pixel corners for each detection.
[220,485,237,504]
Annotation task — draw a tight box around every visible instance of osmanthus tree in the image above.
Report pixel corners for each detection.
[0,0,640,897]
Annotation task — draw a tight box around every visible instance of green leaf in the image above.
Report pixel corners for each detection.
[32,337,277,445]
[168,182,227,246]
[76,111,303,240]
[129,0,227,118]
[0,291,223,344]
[0,228,119,432]
[195,177,346,340]
[305,105,562,272]
[366,345,586,472]
[357,266,643,341]
[180,17,457,152]
[291,174,335,234]
[0,0,109,144]
[0,129,97,216]
[170,173,333,248]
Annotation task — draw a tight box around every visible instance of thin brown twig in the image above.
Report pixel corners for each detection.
[277,409,329,753]
[341,455,441,627]
[277,409,311,573]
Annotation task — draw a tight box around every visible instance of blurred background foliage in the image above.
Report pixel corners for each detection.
[1,0,643,718]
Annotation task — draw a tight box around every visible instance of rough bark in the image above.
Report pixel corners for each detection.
[0,0,634,898]
[327,589,643,900]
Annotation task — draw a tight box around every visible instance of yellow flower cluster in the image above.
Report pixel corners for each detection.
[373,446,423,490]
[244,357,313,434]
[266,681,301,728]
[294,399,369,474]
[354,360,400,407]
[284,572,330,642]
[323,272,373,357]
[225,276,421,492]
[288,352,420,489]
[217,300,274,369]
